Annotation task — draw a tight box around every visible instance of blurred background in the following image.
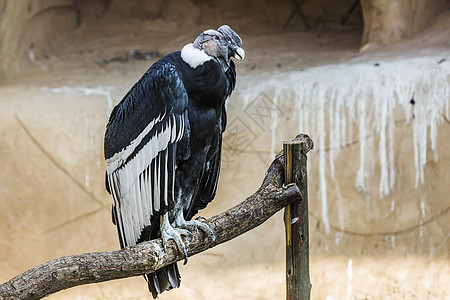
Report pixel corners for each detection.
[0,0,449,299]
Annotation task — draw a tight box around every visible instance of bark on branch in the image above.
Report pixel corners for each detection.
[0,134,313,300]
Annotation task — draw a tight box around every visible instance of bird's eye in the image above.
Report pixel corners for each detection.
[214,36,220,40]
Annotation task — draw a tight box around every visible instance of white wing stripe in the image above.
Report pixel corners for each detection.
[147,167,153,218]
[135,175,144,239]
[164,148,168,206]
[105,112,165,174]
[153,155,160,212]
[109,173,127,246]
[110,113,185,247]
[170,115,177,143]
[141,167,149,226]
[171,147,176,204]
[115,123,170,197]
[177,115,184,141]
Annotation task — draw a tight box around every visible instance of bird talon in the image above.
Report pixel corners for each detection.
[182,252,189,265]
[160,214,191,263]
[195,216,207,222]
[174,216,215,246]
[182,228,194,241]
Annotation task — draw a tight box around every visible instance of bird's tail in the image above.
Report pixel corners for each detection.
[145,263,181,298]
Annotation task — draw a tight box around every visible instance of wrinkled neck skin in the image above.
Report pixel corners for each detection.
[192,38,230,72]
[181,43,230,72]
[213,56,230,72]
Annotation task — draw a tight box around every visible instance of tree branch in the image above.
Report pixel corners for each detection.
[0,134,313,300]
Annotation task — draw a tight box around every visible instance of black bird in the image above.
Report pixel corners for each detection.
[104,25,244,298]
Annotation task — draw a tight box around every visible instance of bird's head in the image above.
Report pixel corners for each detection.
[188,25,244,71]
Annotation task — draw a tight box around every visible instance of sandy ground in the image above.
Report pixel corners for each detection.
[1,8,450,300]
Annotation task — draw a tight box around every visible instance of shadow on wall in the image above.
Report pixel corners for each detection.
[1,0,364,78]
[1,0,446,78]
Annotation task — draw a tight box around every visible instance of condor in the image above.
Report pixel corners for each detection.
[104,25,244,298]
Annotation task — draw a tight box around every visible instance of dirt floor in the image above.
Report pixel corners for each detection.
[1,5,450,300]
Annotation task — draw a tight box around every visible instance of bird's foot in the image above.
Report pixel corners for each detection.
[160,214,192,265]
[195,215,207,222]
[174,215,216,245]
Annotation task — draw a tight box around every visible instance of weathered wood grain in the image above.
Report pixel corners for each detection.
[284,139,312,300]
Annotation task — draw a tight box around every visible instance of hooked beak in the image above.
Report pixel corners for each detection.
[229,44,245,61]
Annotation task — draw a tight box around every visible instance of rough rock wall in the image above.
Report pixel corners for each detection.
[0,0,445,76]
[360,0,446,48]
[1,0,362,77]
[1,0,446,77]
[0,0,77,77]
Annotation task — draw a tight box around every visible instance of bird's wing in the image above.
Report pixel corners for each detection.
[104,63,189,248]
[184,62,235,220]
[185,105,225,220]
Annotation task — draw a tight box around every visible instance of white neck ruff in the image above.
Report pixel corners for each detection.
[181,43,212,68]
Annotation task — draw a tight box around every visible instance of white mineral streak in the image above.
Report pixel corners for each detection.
[335,232,340,246]
[239,55,450,234]
[346,258,353,300]
[81,87,114,116]
[82,111,91,188]
[421,197,427,219]
[46,86,114,116]
[270,91,280,160]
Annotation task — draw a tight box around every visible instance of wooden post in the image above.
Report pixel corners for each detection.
[284,141,311,300]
